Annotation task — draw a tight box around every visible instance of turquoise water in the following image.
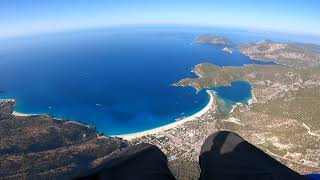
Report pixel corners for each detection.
[211,81,253,113]
[0,26,279,135]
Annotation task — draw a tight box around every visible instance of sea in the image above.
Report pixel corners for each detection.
[0,26,316,135]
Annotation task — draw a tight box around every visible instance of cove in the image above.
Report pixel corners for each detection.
[0,27,269,135]
[210,80,252,113]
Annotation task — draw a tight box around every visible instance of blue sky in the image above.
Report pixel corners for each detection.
[1,0,319,38]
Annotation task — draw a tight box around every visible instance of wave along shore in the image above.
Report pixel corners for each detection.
[115,90,215,140]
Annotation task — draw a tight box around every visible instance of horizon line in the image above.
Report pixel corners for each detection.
[1,23,320,41]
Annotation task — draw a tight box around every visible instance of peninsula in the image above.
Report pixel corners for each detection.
[240,40,320,68]
[0,99,132,179]
[129,39,320,177]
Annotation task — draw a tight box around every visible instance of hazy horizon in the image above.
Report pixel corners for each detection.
[1,0,319,39]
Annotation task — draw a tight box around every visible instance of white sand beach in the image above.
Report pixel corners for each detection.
[115,90,215,140]
[12,111,38,117]
[5,90,216,141]
[12,110,92,128]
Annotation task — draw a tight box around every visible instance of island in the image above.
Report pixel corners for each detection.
[195,34,233,45]
[222,47,233,53]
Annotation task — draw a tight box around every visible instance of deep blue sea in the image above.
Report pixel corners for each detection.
[0,26,311,135]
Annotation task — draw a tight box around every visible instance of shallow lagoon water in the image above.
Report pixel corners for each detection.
[0,27,275,135]
[211,81,253,113]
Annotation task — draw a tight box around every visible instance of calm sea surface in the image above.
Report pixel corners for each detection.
[0,26,293,135]
[211,81,253,113]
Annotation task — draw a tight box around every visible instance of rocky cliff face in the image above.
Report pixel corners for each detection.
[0,100,132,179]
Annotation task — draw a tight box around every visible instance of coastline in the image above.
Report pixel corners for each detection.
[11,110,92,129]
[2,90,215,141]
[11,108,93,129]
[2,91,215,141]
[115,90,215,140]
[0,99,39,117]
[12,111,38,117]
[4,81,252,141]
[0,99,93,129]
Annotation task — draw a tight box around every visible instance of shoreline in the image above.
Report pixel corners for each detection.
[0,99,92,129]
[12,111,38,117]
[0,99,39,117]
[3,90,215,141]
[115,90,215,140]
[4,81,252,141]
[11,110,92,129]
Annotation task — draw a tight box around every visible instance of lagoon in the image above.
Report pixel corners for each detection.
[211,81,253,113]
